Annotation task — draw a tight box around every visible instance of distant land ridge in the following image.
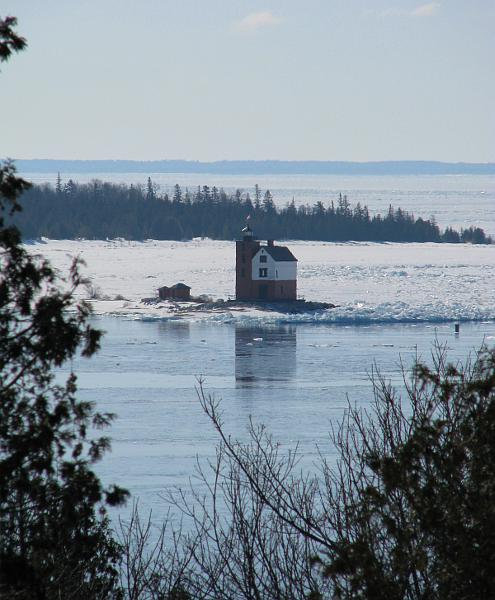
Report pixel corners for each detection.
[11,159,495,176]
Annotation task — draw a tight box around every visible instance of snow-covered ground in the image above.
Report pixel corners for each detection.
[27,238,495,325]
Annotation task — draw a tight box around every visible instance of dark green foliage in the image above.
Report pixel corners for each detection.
[0,15,26,63]
[460,226,488,244]
[11,181,491,243]
[0,170,129,599]
[167,586,192,600]
[442,226,460,243]
[3,13,495,599]
[1,18,128,598]
[0,171,129,599]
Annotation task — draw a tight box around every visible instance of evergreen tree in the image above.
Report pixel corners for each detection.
[64,178,76,196]
[254,184,262,210]
[146,176,155,200]
[202,185,211,203]
[10,179,490,244]
[194,185,201,203]
[56,171,62,194]
[212,186,219,204]
[0,19,127,598]
[172,183,182,204]
[262,189,275,213]
[461,226,489,244]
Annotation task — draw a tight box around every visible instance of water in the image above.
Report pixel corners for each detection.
[23,172,495,237]
[35,170,493,524]
[61,317,495,521]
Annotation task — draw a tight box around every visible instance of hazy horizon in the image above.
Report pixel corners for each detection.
[11,158,495,176]
[1,1,494,163]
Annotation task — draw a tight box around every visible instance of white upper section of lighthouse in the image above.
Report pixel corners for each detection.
[251,246,297,281]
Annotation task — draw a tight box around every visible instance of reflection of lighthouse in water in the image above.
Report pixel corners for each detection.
[235,325,297,386]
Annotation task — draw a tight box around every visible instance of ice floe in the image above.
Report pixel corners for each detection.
[25,238,495,326]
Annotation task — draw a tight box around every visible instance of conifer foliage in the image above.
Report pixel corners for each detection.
[2,14,495,600]
[13,181,491,244]
[0,18,128,599]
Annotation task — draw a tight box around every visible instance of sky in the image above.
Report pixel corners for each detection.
[1,1,494,162]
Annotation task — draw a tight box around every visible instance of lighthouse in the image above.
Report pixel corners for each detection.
[235,224,297,301]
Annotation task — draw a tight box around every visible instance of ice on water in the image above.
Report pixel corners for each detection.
[31,238,495,325]
[39,236,494,522]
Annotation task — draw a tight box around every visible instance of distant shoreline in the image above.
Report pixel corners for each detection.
[11,179,492,244]
[8,159,495,176]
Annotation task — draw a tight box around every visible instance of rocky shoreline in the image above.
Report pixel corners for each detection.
[141,296,336,314]
[223,299,336,313]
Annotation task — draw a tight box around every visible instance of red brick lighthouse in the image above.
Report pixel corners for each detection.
[235,224,297,301]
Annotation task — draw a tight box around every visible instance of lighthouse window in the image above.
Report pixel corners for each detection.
[259,268,268,278]
[242,254,246,263]
[241,268,245,277]
[260,255,267,263]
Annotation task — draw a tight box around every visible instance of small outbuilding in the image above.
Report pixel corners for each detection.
[158,283,191,300]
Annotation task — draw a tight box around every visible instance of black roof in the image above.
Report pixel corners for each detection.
[171,282,191,290]
[263,246,297,262]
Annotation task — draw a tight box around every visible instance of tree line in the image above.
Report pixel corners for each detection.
[5,167,495,599]
[11,177,492,243]
[5,162,495,598]
[3,16,495,599]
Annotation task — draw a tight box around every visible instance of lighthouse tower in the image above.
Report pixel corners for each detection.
[235,224,260,300]
[235,224,298,301]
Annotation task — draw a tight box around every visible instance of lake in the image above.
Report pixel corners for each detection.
[60,317,495,522]
[33,169,495,524]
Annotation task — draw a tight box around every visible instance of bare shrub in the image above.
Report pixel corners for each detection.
[119,344,495,599]
[85,281,104,300]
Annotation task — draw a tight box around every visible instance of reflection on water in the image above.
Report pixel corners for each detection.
[235,325,296,386]
[69,317,495,524]
[158,320,191,341]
